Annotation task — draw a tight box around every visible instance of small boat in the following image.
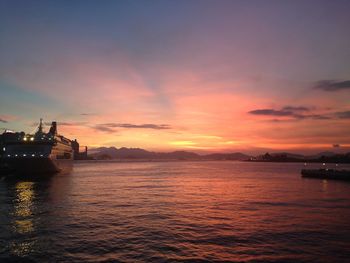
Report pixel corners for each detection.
[301,169,350,181]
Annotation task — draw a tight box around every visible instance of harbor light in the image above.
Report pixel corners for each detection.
[23,137,27,141]
[30,137,34,141]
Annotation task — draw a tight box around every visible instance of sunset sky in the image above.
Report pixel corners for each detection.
[1,0,349,154]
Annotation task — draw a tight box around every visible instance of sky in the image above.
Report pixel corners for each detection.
[0,0,350,154]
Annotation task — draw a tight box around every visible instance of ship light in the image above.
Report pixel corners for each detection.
[32,154,35,157]
[40,154,43,157]
[2,147,5,152]
[30,137,34,141]
[23,154,26,157]
[15,154,18,157]
[23,137,27,141]
[7,154,11,157]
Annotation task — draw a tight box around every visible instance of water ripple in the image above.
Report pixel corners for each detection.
[1,161,350,262]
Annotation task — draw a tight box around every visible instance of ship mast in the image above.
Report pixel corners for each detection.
[38,118,43,133]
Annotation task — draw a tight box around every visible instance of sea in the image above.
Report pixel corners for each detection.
[1,161,350,263]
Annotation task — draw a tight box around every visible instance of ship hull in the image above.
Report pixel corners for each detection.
[3,157,72,177]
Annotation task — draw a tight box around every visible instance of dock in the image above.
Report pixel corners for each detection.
[301,169,350,181]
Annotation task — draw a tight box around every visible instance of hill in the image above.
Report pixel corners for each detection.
[91,147,250,160]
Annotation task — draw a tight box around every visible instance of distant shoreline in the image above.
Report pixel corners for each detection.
[90,147,350,163]
[74,158,349,164]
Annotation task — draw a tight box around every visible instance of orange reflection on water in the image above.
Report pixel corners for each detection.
[11,181,36,256]
[14,182,34,217]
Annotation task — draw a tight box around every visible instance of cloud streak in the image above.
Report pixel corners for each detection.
[248,106,350,121]
[248,109,294,117]
[112,123,171,130]
[249,106,324,121]
[31,121,172,133]
[313,80,350,91]
[281,106,310,112]
[93,124,116,133]
[335,111,350,119]
[92,123,172,133]
[0,115,16,123]
[80,113,96,116]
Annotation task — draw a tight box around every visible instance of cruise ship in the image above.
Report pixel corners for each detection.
[2,120,73,176]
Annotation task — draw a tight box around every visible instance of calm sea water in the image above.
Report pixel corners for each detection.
[1,161,350,263]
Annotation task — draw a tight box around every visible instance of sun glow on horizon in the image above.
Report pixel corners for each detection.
[1,1,350,154]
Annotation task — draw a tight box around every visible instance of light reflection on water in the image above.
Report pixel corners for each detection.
[0,161,350,262]
[11,181,36,257]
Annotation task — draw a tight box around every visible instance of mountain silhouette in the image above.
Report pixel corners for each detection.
[91,147,251,160]
[89,147,349,163]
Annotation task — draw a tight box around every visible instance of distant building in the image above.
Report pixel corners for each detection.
[71,139,89,160]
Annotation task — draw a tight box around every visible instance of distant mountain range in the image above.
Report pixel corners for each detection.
[89,147,350,163]
[90,147,251,160]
